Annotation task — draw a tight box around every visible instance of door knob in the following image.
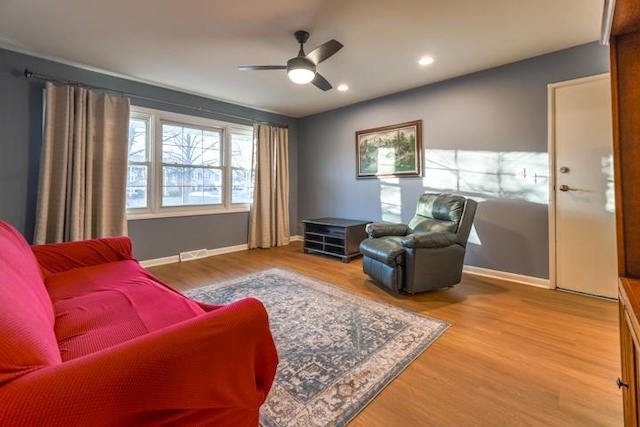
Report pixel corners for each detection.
[617,377,629,389]
[559,184,577,192]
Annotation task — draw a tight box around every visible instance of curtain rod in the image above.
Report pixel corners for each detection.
[23,69,288,129]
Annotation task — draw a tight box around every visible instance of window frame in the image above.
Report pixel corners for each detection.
[126,113,152,211]
[127,106,255,220]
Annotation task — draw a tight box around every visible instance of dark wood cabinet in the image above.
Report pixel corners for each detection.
[604,0,640,424]
[620,278,640,426]
[302,218,370,262]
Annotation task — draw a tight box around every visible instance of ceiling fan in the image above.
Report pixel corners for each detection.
[238,30,343,91]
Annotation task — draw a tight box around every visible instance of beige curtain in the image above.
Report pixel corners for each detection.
[248,124,290,248]
[34,82,130,244]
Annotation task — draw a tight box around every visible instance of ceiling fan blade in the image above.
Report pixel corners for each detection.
[237,65,287,71]
[311,73,332,91]
[306,39,343,65]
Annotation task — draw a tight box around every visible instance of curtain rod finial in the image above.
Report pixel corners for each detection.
[24,69,32,78]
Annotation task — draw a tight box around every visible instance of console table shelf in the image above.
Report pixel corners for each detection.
[302,218,370,262]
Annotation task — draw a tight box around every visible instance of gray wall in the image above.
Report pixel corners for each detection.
[297,42,609,279]
[0,42,609,275]
[0,48,298,260]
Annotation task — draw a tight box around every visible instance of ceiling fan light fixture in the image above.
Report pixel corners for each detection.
[287,57,316,84]
[288,67,315,84]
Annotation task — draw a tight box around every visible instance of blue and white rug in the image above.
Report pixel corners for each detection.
[186,268,449,427]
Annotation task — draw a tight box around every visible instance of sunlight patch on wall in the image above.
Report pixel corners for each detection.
[602,154,615,213]
[467,224,482,246]
[422,149,549,204]
[377,147,397,175]
[380,178,402,222]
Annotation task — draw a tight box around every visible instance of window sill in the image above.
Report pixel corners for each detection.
[127,206,250,221]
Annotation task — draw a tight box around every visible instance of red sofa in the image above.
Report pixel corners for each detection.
[0,220,278,426]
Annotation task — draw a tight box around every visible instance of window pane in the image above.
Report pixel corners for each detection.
[204,168,222,190]
[128,119,147,162]
[163,165,183,187]
[182,127,203,166]
[162,186,184,207]
[162,124,186,164]
[126,165,147,208]
[183,168,201,188]
[187,189,221,205]
[163,124,183,144]
[162,166,221,206]
[162,124,221,167]
[232,169,253,204]
[162,166,184,206]
[231,132,254,169]
[203,130,221,166]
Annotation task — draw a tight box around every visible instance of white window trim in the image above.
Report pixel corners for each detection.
[127,106,254,220]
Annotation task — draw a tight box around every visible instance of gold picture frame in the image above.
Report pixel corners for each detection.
[356,120,423,178]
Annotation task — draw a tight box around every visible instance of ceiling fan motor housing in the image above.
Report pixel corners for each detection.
[287,56,316,74]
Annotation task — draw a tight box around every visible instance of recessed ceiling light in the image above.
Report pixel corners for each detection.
[337,84,349,91]
[418,56,434,66]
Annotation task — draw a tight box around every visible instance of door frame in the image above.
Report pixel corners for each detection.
[547,73,611,292]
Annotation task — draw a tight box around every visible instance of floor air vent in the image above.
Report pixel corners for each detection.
[179,249,208,262]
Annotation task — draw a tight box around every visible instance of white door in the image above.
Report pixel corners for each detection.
[550,74,617,299]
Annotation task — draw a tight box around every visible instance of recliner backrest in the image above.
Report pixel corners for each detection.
[454,198,477,247]
[408,193,466,234]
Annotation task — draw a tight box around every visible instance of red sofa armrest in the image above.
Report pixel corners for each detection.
[0,297,278,427]
[32,236,134,277]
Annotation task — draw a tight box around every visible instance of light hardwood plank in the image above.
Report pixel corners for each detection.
[148,242,622,426]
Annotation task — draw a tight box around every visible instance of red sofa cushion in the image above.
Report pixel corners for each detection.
[46,260,205,361]
[0,222,61,385]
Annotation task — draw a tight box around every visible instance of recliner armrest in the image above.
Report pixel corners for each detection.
[365,222,410,238]
[401,232,458,248]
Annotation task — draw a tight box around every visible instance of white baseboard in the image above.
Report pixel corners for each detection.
[140,255,180,268]
[140,243,248,268]
[206,243,248,257]
[463,265,551,289]
[290,234,303,242]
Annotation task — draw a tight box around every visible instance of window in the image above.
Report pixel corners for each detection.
[126,107,255,219]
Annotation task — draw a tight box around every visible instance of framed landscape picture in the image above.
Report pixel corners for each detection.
[356,120,423,178]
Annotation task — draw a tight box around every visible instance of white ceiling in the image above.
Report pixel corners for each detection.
[0,0,605,118]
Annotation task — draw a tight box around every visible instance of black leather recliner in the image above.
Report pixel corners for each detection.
[359,193,477,294]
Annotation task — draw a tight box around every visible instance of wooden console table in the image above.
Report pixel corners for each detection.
[302,218,370,262]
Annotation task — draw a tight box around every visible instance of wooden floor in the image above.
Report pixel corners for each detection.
[148,241,623,426]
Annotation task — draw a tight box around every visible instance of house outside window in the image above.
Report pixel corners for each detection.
[126,106,255,219]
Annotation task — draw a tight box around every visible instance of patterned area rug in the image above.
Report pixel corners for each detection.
[185,268,449,427]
